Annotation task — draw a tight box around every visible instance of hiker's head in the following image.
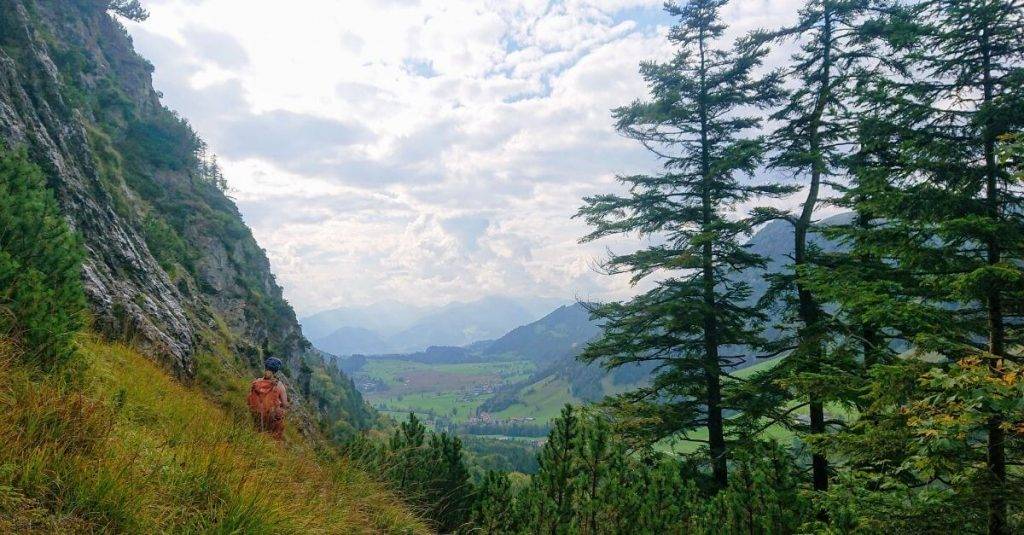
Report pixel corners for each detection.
[264,357,283,378]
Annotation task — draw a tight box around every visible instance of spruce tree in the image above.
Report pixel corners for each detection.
[812,1,1024,532]
[743,0,875,494]
[577,0,788,487]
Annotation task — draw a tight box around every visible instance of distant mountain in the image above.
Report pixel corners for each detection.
[303,295,568,356]
[481,304,601,363]
[300,300,426,342]
[479,214,850,415]
[340,216,850,420]
[316,326,395,356]
[366,303,601,364]
[387,296,536,352]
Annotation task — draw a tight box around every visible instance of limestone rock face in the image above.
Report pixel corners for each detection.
[0,0,375,434]
[0,0,195,373]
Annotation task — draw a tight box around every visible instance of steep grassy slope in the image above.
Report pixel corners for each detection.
[0,337,427,534]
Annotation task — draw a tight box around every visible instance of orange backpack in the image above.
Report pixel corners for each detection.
[247,378,285,430]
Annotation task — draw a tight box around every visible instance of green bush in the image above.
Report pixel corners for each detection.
[0,148,86,368]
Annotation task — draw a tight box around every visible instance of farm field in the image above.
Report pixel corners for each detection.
[490,375,584,422]
[352,358,537,423]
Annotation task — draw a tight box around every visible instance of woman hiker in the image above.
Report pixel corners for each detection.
[247,357,290,440]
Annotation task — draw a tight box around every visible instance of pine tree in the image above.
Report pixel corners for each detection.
[572,414,612,535]
[0,148,86,369]
[530,405,580,534]
[426,432,472,533]
[468,471,517,534]
[577,0,789,487]
[107,0,148,21]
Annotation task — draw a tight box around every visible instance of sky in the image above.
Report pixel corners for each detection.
[124,0,803,316]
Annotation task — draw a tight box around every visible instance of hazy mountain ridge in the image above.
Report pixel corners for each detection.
[304,295,569,355]
[477,215,848,413]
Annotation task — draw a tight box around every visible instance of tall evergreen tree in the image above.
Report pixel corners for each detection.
[577,0,788,487]
[467,471,517,534]
[743,0,879,494]
[529,404,580,534]
[810,1,1024,532]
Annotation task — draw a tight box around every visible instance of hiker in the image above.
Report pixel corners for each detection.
[247,357,289,440]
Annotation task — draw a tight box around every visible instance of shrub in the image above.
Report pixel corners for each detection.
[0,148,87,368]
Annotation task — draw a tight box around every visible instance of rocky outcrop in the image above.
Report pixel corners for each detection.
[0,0,375,434]
[0,0,196,372]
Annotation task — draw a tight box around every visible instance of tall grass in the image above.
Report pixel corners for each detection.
[0,337,428,534]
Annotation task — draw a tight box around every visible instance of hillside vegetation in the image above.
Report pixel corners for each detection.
[0,337,427,534]
[0,139,424,532]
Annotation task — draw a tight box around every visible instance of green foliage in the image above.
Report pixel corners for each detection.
[575,0,791,487]
[460,436,540,474]
[0,148,86,369]
[69,0,149,22]
[468,470,517,533]
[141,214,194,276]
[801,1,1024,531]
[745,0,878,494]
[346,413,474,533]
[528,404,579,533]
[466,406,811,534]
[303,352,375,440]
[106,0,148,21]
[123,114,203,173]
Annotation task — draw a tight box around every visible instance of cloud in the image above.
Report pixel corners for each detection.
[125,0,802,315]
[181,25,250,68]
[217,110,371,163]
[441,215,491,251]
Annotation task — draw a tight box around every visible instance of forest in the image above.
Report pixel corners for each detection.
[344,0,1024,533]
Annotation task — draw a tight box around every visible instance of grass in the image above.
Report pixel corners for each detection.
[362,359,534,381]
[491,376,582,422]
[658,357,856,454]
[376,391,490,422]
[0,336,428,534]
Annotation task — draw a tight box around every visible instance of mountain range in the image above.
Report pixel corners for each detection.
[301,296,568,355]
[352,214,847,415]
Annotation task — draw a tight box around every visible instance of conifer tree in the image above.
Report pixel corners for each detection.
[0,148,86,369]
[577,0,789,487]
[107,0,149,21]
[810,1,1024,532]
[468,471,517,534]
[572,414,615,535]
[743,0,875,493]
[425,432,472,533]
[529,405,580,534]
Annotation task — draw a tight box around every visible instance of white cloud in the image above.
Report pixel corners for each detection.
[126,0,803,315]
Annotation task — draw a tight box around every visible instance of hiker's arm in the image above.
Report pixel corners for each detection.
[279,384,290,408]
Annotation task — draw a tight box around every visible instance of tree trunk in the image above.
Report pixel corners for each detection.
[980,23,1007,535]
[697,28,728,489]
[794,6,832,495]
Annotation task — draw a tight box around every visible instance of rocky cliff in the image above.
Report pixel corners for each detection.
[0,0,375,437]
